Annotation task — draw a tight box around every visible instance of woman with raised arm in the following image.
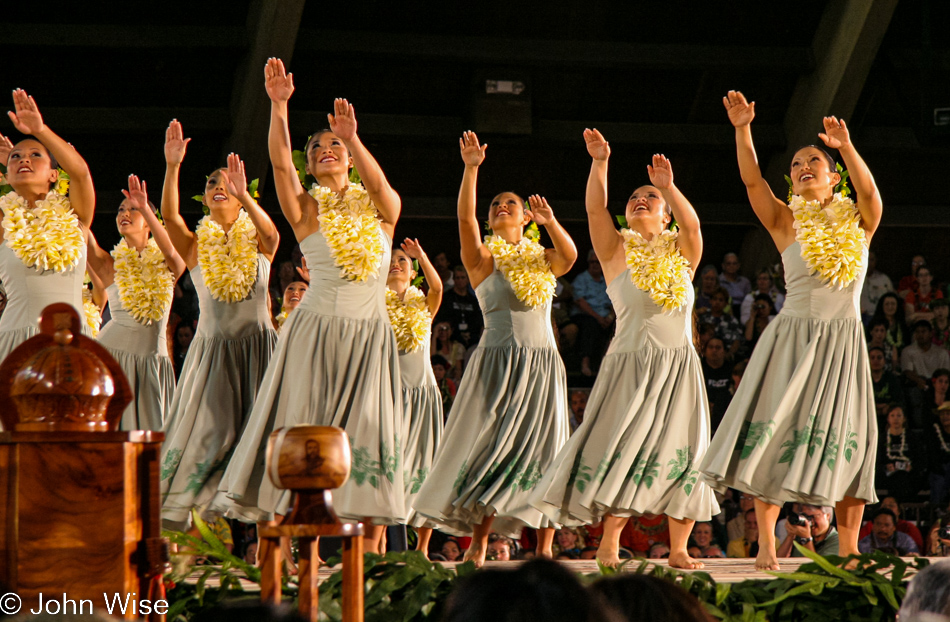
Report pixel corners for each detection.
[533,131,719,570]
[701,91,883,570]
[158,121,280,530]
[386,238,445,556]
[0,89,95,367]
[413,131,577,567]
[221,58,405,551]
[86,175,185,431]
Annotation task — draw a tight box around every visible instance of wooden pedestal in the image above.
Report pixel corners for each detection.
[0,431,163,619]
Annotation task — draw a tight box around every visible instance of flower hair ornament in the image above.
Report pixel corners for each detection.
[784,162,851,202]
[192,178,261,215]
[292,138,362,188]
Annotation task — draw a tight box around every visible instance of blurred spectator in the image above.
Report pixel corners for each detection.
[173,323,195,380]
[870,347,906,421]
[431,354,457,416]
[694,265,722,316]
[860,251,894,322]
[924,369,950,420]
[730,359,748,396]
[719,253,751,316]
[269,259,296,316]
[858,508,919,555]
[555,527,585,556]
[689,522,724,558]
[743,294,775,353]
[903,321,950,391]
[925,513,950,557]
[591,574,712,622]
[933,299,950,351]
[699,287,743,359]
[868,319,901,373]
[871,292,910,354]
[877,405,924,502]
[696,322,715,356]
[740,269,785,323]
[580,546,599,560]
[701,337,732,432]
[898,559,950,620]
[858,496,924,551]
[906,265,943,324]
[569,389,589,432]
[437,265,482,348]
[647,542,670,559]
[553,277,578,352]
[726,509,759,558]
[487,533,514,561]
[432,321,466,381]
[441,538,463,562]
[897,254,927,297]
[776,505,838,557]
[624,514,670,557]
[572,251,613,376]
[928,404,950,507]
[433,251,455,289]
[726,491,756,542]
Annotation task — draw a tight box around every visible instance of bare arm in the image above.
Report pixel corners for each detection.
[85,230,115,286]
[457,132,494,286]
[224,152,279,261]
[161,120,197,267]
[649,154,702,275]
[402,238,443,316]
[330,98,401,233]
[817,116,882,240]
[87,268,108,310]
[583,129,624,275]
[125,175,186,278]
[8,90,95,227]
[528,195,576,277]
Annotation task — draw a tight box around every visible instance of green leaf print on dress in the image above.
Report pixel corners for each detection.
[736,420,775,459]
[453,460,469,497]
[408,467,428,495]
[185,452,230,494]
[667,446,700,496]
[823,427,839,470]
[629,451,661,489]
[573,452,619,494]
[778,415,826,464]
[161,448,183,481]
[349,438,400,489]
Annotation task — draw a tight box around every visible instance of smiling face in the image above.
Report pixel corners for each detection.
[116,199,150,237]
[283,281,308,312]
[801,506,830,537]
[306,131,352,179]
[5,139,59,193]
[625,185,670,234]
[790,147,839,198]
[557,529,578,550]
[203,168,239,211]
[488,192,529,231]
[692,523,713,548]
[388,248,414,288]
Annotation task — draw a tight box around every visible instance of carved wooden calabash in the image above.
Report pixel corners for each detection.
[0,303,131,431]
[267,426,351,491]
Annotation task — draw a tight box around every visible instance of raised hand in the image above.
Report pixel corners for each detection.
[584,128,611,161]
[723,90,755,128]
[121,175,150,212]
[296,256,310,283]
[526,195,555,225]
[647,154,674,189]
[400,238,425,260]
[818,116,851,150]
[459,131,487,167]
[327,98,357,141]
[0,133,13,165]
[164,120,191,165]
[264,57,295,103]
[223,152,248,200]
[8,89,46,136]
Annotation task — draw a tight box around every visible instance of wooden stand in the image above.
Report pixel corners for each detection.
[258,426,364,622]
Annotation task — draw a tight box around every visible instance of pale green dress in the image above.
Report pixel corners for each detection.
[533,274,720,523]
[413,269,569,536]
[159,254,277,529]
[700,242,878,505]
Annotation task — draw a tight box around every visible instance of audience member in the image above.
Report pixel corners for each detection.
[432,321,466,381]
[858,508,919,555]
[591,574,712,622]
[870,348,907,420]
[696,322,715,355]
[860,251,894,322]
[431,354,457,416]
[868,320,901,373]
[623,514,671,558]
[871,292,910,354]
[903,321,950,391]
[437,265,483,348]
[726,491,755,542]
[906,265,943,324]
[487,533,514,561]
[776,505,838,557]
[699,287,743,359]
[569,389,589,432]
[553,277,579,351]
[730,359,747,396]
[740,269,785,323]
[726,509,758,558]
[647,542,670,559]
[555,527,585,556]
[927,404,950,507]
[743,293,775,353]
[719,253,751,316]
[701,337,733,431]
[572,250,614,376]
[688,522,724,558]
[857,496,924,551]
[877,406,925,502]
[433,251,455,289]
[441,538,463,562]
[925,514,950,557]
[933,299,950,351]
[580,546,599,560]
[897,254,927,297]
[269,259,297,316]
[173,323,195,380]
[694,265,722,316]
[924,369,950,420]
[898,560,950,620]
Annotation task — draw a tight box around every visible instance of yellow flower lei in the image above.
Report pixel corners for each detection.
[0,190,83,273]
[112,238,176,325]
[789,193,866,289]
[386,286,431,353]
[308,183,383,282]
[484,235,556,308]
[82,287,102,338]
[196,210,259,303]
[621,228,691,312]
[275,309,289,332]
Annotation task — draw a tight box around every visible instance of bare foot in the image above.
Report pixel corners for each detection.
[668,550,704,570]
[839,547,860,570]
[755,548,780,571]
[463,543,487,568]
[595,542,621,568]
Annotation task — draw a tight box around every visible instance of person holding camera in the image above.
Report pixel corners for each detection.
[926,515,950,556]
[776,505,838,557]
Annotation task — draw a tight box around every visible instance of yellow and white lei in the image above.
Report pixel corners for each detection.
[82,286,102,338]
[0,190,83,273]
[112,238,175,325]
[274,309,289,331]
[789,193,866,289]
[386,286,431,353]
[484,235,556,308]
[621,228,691,312]
[196,210,259,303]
[309,183,383,282]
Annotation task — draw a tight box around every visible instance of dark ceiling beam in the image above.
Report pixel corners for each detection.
[764,0,899,186]
[226,0,306,194]
[6,24,246,48]
[294,29,812,71]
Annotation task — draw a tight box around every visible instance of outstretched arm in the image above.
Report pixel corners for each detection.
[723,91,788,233]
[649,154,702,274]
[124,175,186,278]
[85,230,115,286]
[224,152,280,261]
[329,98,401,232]
[402,238,443,316]
[8,89,95,227]
[161,120,197,266]
[457,131,494,283]
[818,116,882,240]
[527,196,577,277]
[584,129,624,266]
